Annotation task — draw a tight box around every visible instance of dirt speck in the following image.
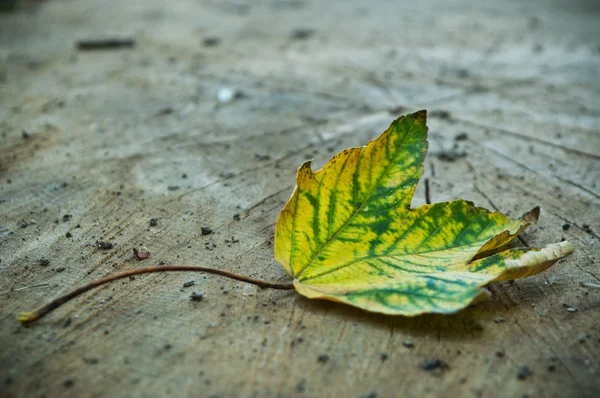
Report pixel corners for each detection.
[430,110,451,119]
[360,391,377,398]
[317,354,329,363]
[190,291,205,301]
[420,359,448,372]
[255,153,271,161]
[295,379,306,393]
[203,37,221,47]
[201,226,213,235]
[97,241,114,250]
[83,357,99,365]
[517,366,533,380]
[291,28,314,40]
[402,339,414,348]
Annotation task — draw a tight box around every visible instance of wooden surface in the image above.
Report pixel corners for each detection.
[1,1,599,397]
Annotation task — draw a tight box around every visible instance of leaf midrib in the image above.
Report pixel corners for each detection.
[294,116,421,279]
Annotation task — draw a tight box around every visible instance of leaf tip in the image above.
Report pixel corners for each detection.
[521,206,540,223]
[412,109,427,120]
[497,241,574,281]
[296,160,313,183]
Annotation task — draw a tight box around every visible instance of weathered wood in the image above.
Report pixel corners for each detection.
[1,1,598,397]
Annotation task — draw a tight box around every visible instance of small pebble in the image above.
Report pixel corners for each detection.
[420,359,448,371]
[190,292,205,302]
[183,281,195,288]
[203,37,221,47]
[517,366,533,380]
[317,354,329,363]
[402,339,414,348]
[201,226,213,235]
[494,317,505,324]
[97,241,114,250]
[217,88,239,104]
[291,28,315,40]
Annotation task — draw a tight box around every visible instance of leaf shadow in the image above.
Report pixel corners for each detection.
[291,282,546,340]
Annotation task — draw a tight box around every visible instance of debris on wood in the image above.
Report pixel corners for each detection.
[96,241,114,250]
[76,38,135,51]
[580,282,600,290]
[429,110,451,119]
[517,366,533,380]
[317,354,329,363]
[133,247,150,260]
[217,88,242,104]
[190,291,205,301]
[203,37,221,47]
[402,339,414,348]
[291,28,315,40]
[201,226,213,235]
[420,359,448,372]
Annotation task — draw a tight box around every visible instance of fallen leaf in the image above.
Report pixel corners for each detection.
[16,110,576,325]
[274,110,573,316]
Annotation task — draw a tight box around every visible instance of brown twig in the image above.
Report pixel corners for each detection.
[18,265,294,325]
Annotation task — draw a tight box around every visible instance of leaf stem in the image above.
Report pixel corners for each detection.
[18,265,294,325]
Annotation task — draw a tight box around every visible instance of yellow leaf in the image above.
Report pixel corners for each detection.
[274,110,573,316]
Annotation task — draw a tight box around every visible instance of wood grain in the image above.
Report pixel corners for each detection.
[1,1,598,397]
